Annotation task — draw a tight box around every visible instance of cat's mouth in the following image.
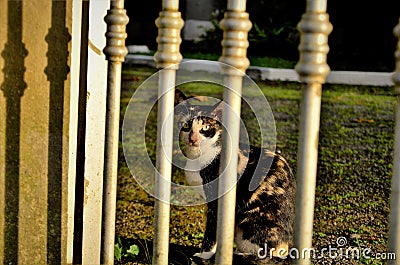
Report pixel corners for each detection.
[182,142,207,159]
[185,145,202,158]
[180,137,220,164]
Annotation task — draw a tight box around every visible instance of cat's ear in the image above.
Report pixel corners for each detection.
[175,89,187,106]
[211,101,224,121]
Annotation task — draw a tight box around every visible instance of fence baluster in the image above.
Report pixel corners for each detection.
[388,19,400,265]
[102,0,129,264]
[216,0,251,264]
[153,1,183,264]
[294,0,332,264]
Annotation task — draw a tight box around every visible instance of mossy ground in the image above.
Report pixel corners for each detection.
[116,65,396,264]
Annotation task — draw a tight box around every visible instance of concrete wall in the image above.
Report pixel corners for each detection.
[0,0,74,263]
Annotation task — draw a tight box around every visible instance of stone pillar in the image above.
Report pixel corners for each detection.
[0,0,74,264]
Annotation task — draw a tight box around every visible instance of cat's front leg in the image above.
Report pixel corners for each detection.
[194,200,218,260]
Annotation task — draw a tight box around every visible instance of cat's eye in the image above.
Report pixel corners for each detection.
[181,122,190,131]
[202,125,210,131]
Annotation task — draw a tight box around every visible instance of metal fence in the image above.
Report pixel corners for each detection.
[96,0,400,264]
[3,0,398,264]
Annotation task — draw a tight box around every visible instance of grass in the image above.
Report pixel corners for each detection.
[116,65,396,264]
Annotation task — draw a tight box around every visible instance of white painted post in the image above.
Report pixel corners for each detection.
[216,0,251,264]
[81,1,109,264]
[152,1,183,264]
[388,19,400,265]
[294,0,332,264]
[67,0,83,263]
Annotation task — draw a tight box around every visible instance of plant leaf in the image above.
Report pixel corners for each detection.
[114,243,123,261]
[126,244,140,257]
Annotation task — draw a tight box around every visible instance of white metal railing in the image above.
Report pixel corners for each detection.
[388,19,400,265]
[1,0,398,264]
[102,0,129,264]
[152,1,184,264]
[293,1,332,264]
[216,1,252,264]
[95,1,400,265]
[148,0,400,265]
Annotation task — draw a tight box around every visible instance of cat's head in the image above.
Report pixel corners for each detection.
[174,90,223,164]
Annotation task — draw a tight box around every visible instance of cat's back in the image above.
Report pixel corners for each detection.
[235,146,296,255]
[237,145,295,200]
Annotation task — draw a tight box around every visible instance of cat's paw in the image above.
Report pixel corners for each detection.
[193,251,215,260]
[194,243,217,260]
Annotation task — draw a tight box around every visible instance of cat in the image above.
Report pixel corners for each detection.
[174,89,296,261]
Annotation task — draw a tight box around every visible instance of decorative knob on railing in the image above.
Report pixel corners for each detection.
[393,20,400,94]
[154,10,184,69]
[295,11,332,84]
[103,1,129,62]
[293,3,332,265]
[219,11,252,75]
[102,1,129,264]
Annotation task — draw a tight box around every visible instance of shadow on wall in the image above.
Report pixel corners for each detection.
[1,0,70,263]
[45,0,70,264]
[1,1,27,263]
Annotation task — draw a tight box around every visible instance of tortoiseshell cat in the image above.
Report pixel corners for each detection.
[174,90,296,261]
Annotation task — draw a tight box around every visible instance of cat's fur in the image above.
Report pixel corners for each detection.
[174,90,296,261]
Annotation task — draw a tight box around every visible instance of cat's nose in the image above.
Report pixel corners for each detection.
[189,132,199,146]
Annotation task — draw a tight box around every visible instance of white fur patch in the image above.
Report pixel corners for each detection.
[184,166,202,186]
[184,162,206,198]
[193,243,217,260]
[180,117,221,199]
